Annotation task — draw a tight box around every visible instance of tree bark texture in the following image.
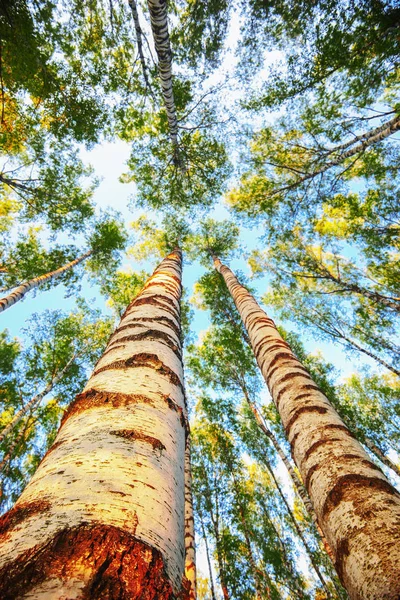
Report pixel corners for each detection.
[0,249,189,599]
[0,250,92,313]
[213,255,400,600]
[184,437,197,599]
[147,0,179,146]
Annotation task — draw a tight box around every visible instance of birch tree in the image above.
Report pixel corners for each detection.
[212,253,400,600]
[0,218,127,312]
[147,0,179,155]
[0,248,192,598]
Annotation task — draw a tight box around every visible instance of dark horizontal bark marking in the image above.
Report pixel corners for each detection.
[257,338,291,356]
[341,454,383,473]
[131,293,179,312]
[322,474,399,521]
[304,453,383,492]
[107,329,181,359]
[255,340,291,364]
[271,370,311,396]
[110,429,166,453]
[276,382,321,409]
[246,314,275,331]
[61,390,158,426]
[152,269,181,286]
[303,437,344,462]
[320,423,355,438]
[132,315,181,339]
[269,362,309,384]
[122,294,179,321]
[93,353,184,392]
[100,344,126,361]
[264,351,295,376]
[143,279,180,295]
[0,523,177,600]
[260,342,295,359]
[113,322,147,336]
[0,499,51,539]
[285,405,328,440]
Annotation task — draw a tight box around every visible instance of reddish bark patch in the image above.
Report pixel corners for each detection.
[110,429,166,453]
[0,499,51,539]
[304,462,321,490]
[285,405,328,439]
[61,390,156,426]
[93,353,184,392]
[322,474,399,520]
[0,523,183,600]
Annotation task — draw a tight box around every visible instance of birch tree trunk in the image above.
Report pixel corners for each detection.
[147,0,179,152]
[0,354,78,444]
[213,254,400,600]
[184,437,197,599]
[274,113,400,195]
[0,250,92,313]
[0,249,189,599]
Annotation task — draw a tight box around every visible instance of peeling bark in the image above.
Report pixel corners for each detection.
[0,249,189,598]
[213,255,400,600]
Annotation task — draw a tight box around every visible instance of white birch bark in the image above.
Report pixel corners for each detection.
[0,250,92,313]
[0,249,189,599]
[147,0,179,148]
[274,113,400,195]
[213,255,400,600]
